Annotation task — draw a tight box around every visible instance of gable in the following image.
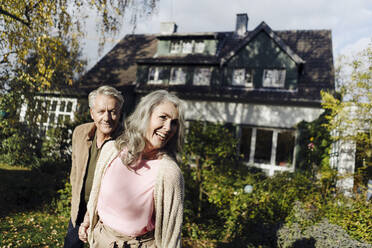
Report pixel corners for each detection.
[228,31,298,68]
[226,31,299,90]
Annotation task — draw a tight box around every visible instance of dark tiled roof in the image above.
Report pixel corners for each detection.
[276,29,334,88]
[137,54,219,65]
[78,34,157,92]
[79,26,334,104]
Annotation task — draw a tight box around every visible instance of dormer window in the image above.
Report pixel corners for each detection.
[194,41,205,53]
[193,67,211,86]
[232,68,253,87]
[182,40,193,54]
[169,40,206,54]
[148,66,168,85]
[170,41,182,54]
[262,69,286,88]
[169,67,186,85]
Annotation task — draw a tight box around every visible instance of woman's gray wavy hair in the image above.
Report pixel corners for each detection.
[116,90,185,166]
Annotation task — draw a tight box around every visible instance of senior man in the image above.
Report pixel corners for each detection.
[64,85,124,248]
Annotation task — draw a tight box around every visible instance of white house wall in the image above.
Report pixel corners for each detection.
[184,100,324,176]
[184,100,323,128]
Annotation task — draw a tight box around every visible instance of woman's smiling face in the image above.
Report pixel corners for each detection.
[144,101,179,153]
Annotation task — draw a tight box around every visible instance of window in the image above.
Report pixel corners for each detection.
[148,67,168,85]
[169,40,207,55]
[169,67,186,85]
[20,96,77,130]
[182,40,193,54]
[148,67,156,81]
[51,101,57,111]
[49,113,55,124]
[59,101,66,111]
[239,126,296,176]
[194,41,205,53]
[275,131,295,166]
[240,127,252,161]
[254,129,273,164]
[262,69,286,88]
[232,69,253,87]
[66,101,73,112]
[170,41,182,54]
[193,68,211,86]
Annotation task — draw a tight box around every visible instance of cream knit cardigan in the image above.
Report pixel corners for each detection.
[86,141,184,248]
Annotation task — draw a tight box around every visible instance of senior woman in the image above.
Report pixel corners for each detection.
[79,90,185,248]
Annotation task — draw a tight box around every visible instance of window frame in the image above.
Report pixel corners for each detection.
[194,41,205,53]
[19,96,77,130]
[181,40,193,54]
[193,67,211,86]
[262,69,286,88]
[239,125,297,176]
[232,68,254,87]
[169,67,187,85]
[148,66,169,85]
[170,40,182,54]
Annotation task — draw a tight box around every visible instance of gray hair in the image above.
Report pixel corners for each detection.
[116,90,185,166]
[88,85,124,110]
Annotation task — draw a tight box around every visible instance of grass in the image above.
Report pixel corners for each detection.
[0,211,68,247]
[0,163,69,247]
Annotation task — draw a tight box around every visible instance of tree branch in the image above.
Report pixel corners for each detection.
[0,51,16,64]
[0,7,30,27]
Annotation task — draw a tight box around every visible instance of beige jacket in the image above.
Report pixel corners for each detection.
[70,122,96,227]
[87,141,184,248]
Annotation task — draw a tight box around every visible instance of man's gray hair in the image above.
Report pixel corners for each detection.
[88,85,124,110]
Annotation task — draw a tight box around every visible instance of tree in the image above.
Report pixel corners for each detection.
[0,0,159,165]
[321,42,372,187]
[0,0,159,90]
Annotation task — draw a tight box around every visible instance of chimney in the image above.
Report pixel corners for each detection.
[160,22,178,34]
[235,13,248,36]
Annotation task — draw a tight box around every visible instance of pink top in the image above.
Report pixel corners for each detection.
[97,153,161,237]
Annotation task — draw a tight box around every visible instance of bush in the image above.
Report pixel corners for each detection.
[278,218,371,248]
[296,112,333,175]
[280,195,372,247]
[56,179,72,217]
[324,194,372,243]
[0,121,42,167]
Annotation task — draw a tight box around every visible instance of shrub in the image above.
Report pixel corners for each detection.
[296,112,332,175]
[0,121,43,167]
[56,179,72,217]
[41,123,73,163]
[277,218,371,248]
[279,195,372,247]
[323,194,372,243]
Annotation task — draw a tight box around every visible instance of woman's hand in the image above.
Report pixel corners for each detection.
[78,212,90,243]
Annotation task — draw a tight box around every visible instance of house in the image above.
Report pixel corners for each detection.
[27,14,336,177]
[78,13,335,176]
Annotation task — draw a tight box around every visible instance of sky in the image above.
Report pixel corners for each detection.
[82,0,372,70]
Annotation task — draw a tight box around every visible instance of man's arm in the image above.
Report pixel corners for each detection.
[69,127,78,188]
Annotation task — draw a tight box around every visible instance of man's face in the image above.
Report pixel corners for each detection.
[90,94,121,137]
